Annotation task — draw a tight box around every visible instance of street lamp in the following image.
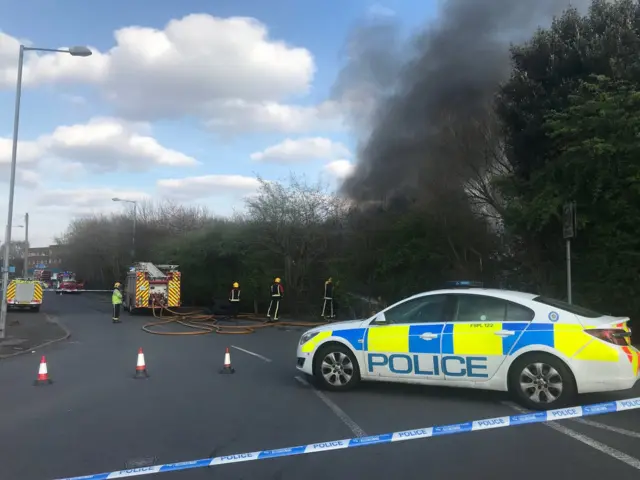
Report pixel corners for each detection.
[0,45,92,339]
[112,198,138,263]
[7,222,28,277]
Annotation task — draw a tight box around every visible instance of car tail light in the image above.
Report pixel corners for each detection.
[586,328,631,346]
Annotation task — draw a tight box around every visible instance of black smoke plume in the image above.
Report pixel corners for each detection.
[336,0,592,204]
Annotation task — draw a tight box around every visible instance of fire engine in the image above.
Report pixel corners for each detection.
[55,271,84,293]
[123,262,181,313]
[34,269,53,288]
[6,279,44,311]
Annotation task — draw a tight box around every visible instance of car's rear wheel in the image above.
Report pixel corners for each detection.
[509,353,577,411]
[313,344,360,391]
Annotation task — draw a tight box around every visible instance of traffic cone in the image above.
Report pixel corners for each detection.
[34,356,53,386]
[134,347,149,379]
[219,347,235,374]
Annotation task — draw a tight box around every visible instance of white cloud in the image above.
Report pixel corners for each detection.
[39,117,199,172]
[0,30,108,88]
[203,99,344,135]
[0,16,335,134]
[0,137,43,187]
[0,186,151,247]
[324,159,355,180]
[35,187,149,210]
[251,137,351,164]
[0,117,198,185]
[0,137,42,165]
[157,174,261,201]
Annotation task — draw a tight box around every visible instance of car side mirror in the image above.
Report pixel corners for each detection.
[371,312,387,325]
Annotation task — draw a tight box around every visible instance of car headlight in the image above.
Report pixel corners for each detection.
[300,331,319,346]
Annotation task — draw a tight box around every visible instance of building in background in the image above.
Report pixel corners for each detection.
[26,245,64,275]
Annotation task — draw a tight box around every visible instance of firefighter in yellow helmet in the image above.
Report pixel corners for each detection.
[229,281,241,318]
[322,277,335,320]
[267,277,284,322]
[112,282,123,323]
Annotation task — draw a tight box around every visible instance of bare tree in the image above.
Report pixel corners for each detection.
[244,175,348,312]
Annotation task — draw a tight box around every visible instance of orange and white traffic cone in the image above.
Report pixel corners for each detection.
[219,347,235,374]
[134,347,149,379]
[34,355,53,386]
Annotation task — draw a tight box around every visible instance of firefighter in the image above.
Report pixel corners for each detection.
[321,277,335,320]
[112,282,123,323]
[229,282,241,318]
[267,277,284,322]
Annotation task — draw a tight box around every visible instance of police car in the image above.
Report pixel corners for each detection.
[296,282,640,410]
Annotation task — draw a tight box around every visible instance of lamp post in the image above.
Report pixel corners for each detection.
[0,44,92,339]
[22,213,29,278]
[112,198,138,264]
[12,223,28,277]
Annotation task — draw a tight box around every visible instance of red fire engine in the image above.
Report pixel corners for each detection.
[55,271,85,293]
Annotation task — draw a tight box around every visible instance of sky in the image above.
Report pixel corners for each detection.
[0,0,440,247]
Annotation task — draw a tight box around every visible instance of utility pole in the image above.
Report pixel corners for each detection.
[132,201,137,263]
[0,43,92,339]
[23,213,29,278]
[562,202,577,304]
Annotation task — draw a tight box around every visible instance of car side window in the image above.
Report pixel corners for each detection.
[383,295,449,324]
[453,295,506,323]
[506,301,535,322]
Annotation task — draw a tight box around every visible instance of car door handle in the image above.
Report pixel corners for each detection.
[495,330,515,337]
[420,333,438,340]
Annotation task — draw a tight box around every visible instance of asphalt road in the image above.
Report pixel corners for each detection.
[1,292,640,480]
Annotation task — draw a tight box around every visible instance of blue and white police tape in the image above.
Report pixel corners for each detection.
[55,396,640,480]
[45,289,112,293]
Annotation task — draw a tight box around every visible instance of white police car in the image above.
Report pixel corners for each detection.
[296,282,640,410]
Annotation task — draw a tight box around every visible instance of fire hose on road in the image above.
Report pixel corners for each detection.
[142,303,329,335]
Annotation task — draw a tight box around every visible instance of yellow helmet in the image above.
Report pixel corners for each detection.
[114,282,121,288]
[275,277,281,283]
[233,282,239,288]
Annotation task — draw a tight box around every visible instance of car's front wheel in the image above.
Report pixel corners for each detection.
[508,352,577,411]
[313,344,360,391]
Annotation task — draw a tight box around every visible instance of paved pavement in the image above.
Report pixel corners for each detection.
[0,308,67,357]
[1,292,640,480]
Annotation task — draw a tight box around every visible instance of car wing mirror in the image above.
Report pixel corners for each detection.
[371,312,387,325]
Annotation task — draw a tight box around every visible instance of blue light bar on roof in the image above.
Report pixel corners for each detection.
[445,280,484,288]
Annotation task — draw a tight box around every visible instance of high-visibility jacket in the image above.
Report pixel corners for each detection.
[112,288,123,305]
[270,283,284,298]
[229,288,241,302]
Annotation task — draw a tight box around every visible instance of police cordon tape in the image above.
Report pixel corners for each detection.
[55,396,640,480]
[45,289,112,293]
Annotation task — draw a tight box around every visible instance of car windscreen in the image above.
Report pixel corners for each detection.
[532,296,604,318]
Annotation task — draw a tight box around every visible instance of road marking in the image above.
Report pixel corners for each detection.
[572,417,640,439]
[502,401,640,471]
[230,345,272,363]
[294,375,367,438]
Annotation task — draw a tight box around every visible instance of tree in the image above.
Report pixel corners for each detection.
[541,75,640,311]
[243,175,348,313]
[0,241,27,263]
[495,0,640,309]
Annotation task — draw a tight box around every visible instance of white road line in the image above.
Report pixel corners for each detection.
[294,376,367,438]
[230,345,272,363]
[572,418,640,440]
[502,401,640,471]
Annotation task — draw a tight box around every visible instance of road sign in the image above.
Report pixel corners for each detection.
[563,202,576,239]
